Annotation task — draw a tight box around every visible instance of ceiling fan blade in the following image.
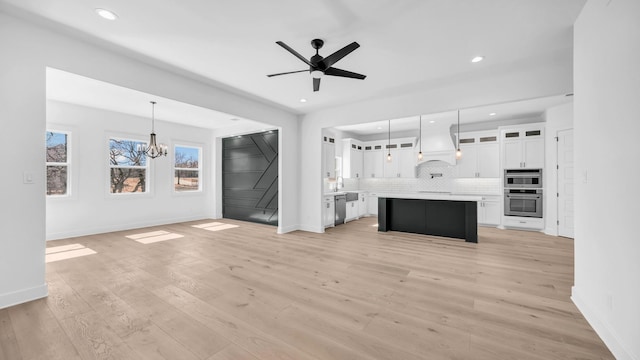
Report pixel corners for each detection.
[276,41,313,67]
[313,78,321,92]
[324,67,366,80]
[319,42,360,69]
[267,70,309,77]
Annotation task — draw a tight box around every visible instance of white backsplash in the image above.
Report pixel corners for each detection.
[325,160,501,195]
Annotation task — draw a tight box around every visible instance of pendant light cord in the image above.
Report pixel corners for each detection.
[150,101,156,133]
[388,120,391,154]
[419,115,422,153]
[457,110,460,149]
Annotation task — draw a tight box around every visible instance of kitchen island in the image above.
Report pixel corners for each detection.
[377,193,482,243]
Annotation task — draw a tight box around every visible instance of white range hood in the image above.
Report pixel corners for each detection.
[416,121,457,165]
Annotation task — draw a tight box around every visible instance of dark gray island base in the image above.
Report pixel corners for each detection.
[378,197,478,243]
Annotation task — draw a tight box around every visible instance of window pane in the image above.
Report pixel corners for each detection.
[46,132,67,163]
[46,166,67,195]
[110,168,146,193]
[174,170,199,191]
[109,139,147,167]
[175,146,199,168]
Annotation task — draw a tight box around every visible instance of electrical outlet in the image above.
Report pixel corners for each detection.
[23,172,34,184]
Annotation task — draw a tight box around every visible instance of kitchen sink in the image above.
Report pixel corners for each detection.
[345,192,359,201]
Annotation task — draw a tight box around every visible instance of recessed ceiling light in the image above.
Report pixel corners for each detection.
[429,120,435,124]
[489,112,497,116]
[377,126,382,130]
[471,56,484,63]
[95,8,118,21]
[299,98,307,103]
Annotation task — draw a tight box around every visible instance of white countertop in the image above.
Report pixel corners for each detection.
[323,192,344,196]
[375,192,483,202]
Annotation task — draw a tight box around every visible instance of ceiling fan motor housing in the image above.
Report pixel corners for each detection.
[311,38,324,50]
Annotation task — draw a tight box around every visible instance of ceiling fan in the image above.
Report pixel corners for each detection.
[267,39,366,92]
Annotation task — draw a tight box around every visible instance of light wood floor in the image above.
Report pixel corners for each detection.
[1,218,613,359]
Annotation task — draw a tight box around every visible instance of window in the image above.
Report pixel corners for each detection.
[46,131,70,196]
[174,145,201,192]
[109,138,148,194]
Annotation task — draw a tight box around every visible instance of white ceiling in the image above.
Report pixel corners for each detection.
[335,94,573,136]
[46,68,267,131]
[3,0,585,117]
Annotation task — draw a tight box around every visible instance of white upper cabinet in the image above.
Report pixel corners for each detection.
[382,139,416,178]
[456,131,499,178]
[342,139,363,179]
[500,126,544,169]
[363,144,384,178]
[322,136,336,178]
[359,137,416,179]
[398,143,417,178]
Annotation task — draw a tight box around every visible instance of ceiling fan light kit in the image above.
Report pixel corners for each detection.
[267,38,366,92]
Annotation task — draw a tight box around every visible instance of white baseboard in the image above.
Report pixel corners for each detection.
[0,283,48,310]
[544,227,558,236]
[297,224,324,234]
[46,214,212,241]
[277,224,299,234]
[571,286,636,360]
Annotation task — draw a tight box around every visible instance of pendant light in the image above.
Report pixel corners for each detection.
[456,109,462,160]
[386,119,392,162]
[140,101,168,159]
[417,115,423,161]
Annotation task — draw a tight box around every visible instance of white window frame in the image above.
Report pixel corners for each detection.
[107,136,150,196]
[46,129,71,197]
[173,144,202,193]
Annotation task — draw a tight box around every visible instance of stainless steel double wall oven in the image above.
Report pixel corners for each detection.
[504,169,543,218]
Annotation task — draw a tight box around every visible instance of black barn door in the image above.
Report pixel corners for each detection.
[222,131,278,226]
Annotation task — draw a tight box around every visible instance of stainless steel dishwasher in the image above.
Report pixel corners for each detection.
[334,194,346,225]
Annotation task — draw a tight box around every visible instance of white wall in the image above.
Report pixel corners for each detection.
[299,50,575,232]
[573,1,640,359]
[46,101,214,239]
[543,102,573,236]
[0,14,48,308]
[0,11,298,309]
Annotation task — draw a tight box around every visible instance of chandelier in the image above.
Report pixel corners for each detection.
[139,101,167,159]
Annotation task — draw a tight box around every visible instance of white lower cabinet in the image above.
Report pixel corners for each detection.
[323,195,335,228]
[503,215,544,230]
[477,196,500,226]
[367,194,379,216]
[358,194,368,217]
[346,201,358,222]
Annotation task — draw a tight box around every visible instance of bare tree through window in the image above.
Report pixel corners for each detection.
[46,131,69,195]
[174,146,200,191]
[109,139,148,193]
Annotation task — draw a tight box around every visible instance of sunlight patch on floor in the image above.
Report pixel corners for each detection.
[46,244,96,263]
[192,222,225,228]
[125,230,170,239]
[45,243,85,254]
[125,230,184,244]
[192,222,240,232]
